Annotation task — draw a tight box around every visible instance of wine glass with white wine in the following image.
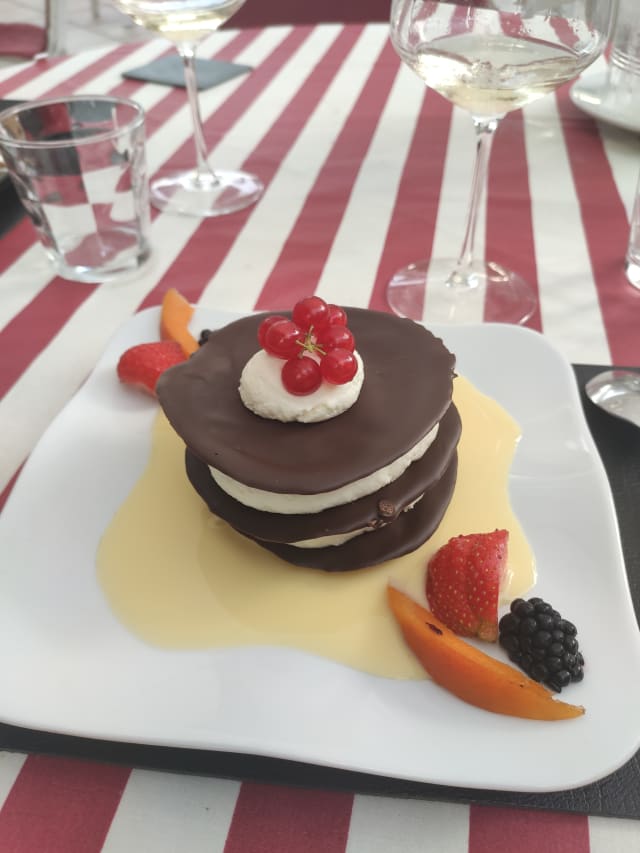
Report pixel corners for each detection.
[113,0,262,217]
[387,0,616,324]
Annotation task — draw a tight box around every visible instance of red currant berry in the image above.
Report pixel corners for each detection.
[282,356,322,395]
[292,296,329,332]
[320,348,358,384]
[326,304,347,326]
[264,319,304,359]
[258,314,287,349]
[317,324,355,353]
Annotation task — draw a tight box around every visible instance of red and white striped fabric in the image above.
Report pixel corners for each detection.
[0,753,637,851]
[0,22,639,852]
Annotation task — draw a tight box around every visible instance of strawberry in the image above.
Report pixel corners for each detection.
[426,529,508,642]
[117,341,185,397]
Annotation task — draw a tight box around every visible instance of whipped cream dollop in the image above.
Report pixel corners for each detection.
[239,349,364,423]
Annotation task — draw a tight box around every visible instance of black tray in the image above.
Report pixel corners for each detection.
[0,364,638,818]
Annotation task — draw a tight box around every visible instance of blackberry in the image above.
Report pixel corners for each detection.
[198,329,212,346]
[498,598,584,692]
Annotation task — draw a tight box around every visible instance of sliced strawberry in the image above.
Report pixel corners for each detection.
[426,529,508,642]
[117,341,185,397]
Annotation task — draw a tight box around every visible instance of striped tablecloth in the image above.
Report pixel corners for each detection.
[0,22,639,853]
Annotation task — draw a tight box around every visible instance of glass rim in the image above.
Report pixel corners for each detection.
[0,94,145,150]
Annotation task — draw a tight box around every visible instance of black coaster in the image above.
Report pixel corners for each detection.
[122,55,252,90]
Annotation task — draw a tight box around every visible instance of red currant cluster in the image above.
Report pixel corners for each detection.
[257,297,358,395]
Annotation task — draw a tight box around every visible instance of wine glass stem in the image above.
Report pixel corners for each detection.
[449,116,499,286]
[178,44,218,185]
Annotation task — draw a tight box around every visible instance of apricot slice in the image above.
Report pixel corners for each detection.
[387,586,584,721]
[160,288,199,356]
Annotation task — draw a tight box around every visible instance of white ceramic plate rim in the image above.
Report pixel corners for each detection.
[1,307,639,793]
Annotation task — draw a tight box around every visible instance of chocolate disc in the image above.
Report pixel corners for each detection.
[186,403,461,543]
[157,308,455,495]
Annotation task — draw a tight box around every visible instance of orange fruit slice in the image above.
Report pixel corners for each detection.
[160,288,198,357]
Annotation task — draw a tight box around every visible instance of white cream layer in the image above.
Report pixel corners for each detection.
[239,349,364,423]
[209,424,439,515]
[290,496,424,548]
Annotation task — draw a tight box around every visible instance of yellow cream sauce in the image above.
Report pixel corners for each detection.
[97,376,535,679]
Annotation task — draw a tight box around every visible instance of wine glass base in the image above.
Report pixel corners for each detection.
[150,168,264,217]
[386,258,537,325]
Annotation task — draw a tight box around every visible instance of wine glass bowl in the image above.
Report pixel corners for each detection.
[387,0,615,324]
[113,0,263,217]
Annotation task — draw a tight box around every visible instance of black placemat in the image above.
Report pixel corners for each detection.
[0,363,638,818]
[0,99,24,237]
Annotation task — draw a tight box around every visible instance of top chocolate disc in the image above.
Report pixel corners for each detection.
[157,308,455,495]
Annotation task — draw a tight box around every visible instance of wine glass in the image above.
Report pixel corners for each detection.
[113,0,263,217]
[387,0,616,324]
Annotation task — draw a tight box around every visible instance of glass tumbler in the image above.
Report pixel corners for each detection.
[625,167,640,290]
[0,95,151,283]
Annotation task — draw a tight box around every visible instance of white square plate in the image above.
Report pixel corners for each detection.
[1,307,639,792]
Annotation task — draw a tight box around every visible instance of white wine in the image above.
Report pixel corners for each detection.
[114,0,245,43]
[398,32,589,117]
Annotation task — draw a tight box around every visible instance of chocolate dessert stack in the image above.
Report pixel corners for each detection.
[157,308,461,572]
